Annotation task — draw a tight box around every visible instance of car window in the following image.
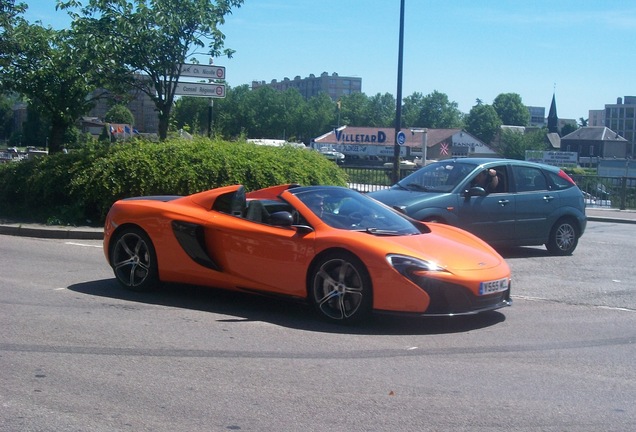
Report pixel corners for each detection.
[547,170,575,190]
[397,161,477,192]
[513,166,548,192]
[468,165,508,193]
[295,189,421,234]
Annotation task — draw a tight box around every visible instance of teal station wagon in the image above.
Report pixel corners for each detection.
[369,158,587,255]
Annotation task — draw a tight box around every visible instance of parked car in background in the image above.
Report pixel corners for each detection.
[369,158,587,255]
[383,159,417,169]
[318,147,345,165]
[104,184,511,324]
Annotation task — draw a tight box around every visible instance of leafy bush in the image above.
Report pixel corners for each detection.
[0,137,348,225]
[0,150,95,223]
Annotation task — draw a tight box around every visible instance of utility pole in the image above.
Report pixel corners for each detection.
[208,98,213,138]
[392,0,405,184]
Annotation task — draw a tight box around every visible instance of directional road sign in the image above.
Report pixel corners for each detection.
[174,82,226,98]
[179,63,226,80]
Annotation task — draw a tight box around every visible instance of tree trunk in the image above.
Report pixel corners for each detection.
[158,111,169,141]
[48,117,67,154]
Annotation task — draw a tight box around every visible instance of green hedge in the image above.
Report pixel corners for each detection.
[0,137,348,225]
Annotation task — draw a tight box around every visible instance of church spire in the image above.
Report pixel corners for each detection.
[547,92,559,134]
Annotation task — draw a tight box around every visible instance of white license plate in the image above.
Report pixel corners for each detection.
[479,278,509,296]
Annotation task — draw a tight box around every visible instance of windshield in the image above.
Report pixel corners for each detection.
[292,187,422,235]
[397,160,478,192]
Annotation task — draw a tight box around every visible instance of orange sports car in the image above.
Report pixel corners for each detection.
[103,184,511,323]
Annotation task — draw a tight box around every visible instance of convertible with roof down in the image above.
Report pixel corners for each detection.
[104,184,511,323]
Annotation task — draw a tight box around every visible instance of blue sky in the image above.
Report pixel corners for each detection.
[23,1,636,121]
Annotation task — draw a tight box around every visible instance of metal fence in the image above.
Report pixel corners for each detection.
[571,175,636,210]
[341,165,636,210]
[342,166,418,193]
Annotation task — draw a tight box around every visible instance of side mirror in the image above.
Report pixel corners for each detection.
[392,205,407,215]
[464,186,487,198]
[269,211,294,227]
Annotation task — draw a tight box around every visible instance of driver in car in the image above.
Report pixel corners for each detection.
[472,169,499,193]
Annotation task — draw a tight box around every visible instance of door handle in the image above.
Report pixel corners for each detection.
[498,199,510,206]
[543,195,554,202]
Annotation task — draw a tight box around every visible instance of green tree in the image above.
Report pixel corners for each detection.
[560,123,577,136]
[498,129,546,160]
[21,103,49,148]
[492,93,529,126]
[367,92,395,127]
[105,104,135,125]
[0,0,26,71]
[1,21,102,153]
[172,96,210,135]
[465,101,502,144]
[250,86,290,139]
[59,0,244,141]
[417,90,464,129]
[401,92,425,127]
[0,94,14,140]
[213,84,255,139]
[212,85,309,142]
[279,88,307,141]
[301,93,336,141]
[339,92,370,127]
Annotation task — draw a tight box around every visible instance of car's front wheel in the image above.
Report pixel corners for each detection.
[309,252,372,324]
[546,218,578,256]
[422,216,445,223]
[110,227,159,291]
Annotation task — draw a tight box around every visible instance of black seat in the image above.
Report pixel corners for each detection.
[245,200,270,223]
[212,185,246,216]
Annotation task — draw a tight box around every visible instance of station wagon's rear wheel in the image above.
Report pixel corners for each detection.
[546,218,578,256]
[110,227,158,291]
[309,252,372,324]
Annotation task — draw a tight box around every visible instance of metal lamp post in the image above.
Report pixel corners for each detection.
[392,0,405,184]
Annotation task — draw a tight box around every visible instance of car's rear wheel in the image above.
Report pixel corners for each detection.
[110,227,158,291]
[309,252,372,324]
[546,218,578,256]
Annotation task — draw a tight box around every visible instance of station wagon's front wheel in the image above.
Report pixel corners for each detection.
[546,218,578,256]
[309,252,372,324]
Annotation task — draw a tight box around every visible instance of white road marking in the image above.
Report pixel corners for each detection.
[65,242,101,248]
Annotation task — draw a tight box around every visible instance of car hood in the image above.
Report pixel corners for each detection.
[369,187,440,209]
[395,227,504,271]
[342,223,504,272]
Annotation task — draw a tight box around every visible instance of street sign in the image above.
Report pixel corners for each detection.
[179,63,226,80]
[174,82,226,98]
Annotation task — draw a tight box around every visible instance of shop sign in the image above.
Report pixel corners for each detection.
[334,130,387,144]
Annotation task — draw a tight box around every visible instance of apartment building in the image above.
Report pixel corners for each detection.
[252,72,362,101]
[603,96,636,149]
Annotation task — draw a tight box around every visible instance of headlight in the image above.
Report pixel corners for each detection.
[387,254,446,279]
